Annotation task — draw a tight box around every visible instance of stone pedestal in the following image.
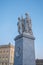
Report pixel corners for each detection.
[14,33,36,65]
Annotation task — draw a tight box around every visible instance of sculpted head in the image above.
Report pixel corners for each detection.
[25,13,29,18]
[18,17,20,21]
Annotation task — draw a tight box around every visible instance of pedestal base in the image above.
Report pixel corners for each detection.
[14,33,36,65]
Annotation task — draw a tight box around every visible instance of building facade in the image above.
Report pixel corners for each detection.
[36,59,43,65]
[0,43,14,65]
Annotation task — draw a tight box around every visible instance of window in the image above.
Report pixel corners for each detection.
[3,57,4,60]
[3,50,5,53]
[5,63,7,65]
[2,63,3,65]
[0,57,1,58]
[0,51,2,53]
[5,57,8,61]
[0,63,2,65]
[0,57,1,59]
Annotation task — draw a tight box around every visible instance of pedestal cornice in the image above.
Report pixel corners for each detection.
[14,32,35,41]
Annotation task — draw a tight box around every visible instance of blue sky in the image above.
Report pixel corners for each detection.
[0,0,43,59]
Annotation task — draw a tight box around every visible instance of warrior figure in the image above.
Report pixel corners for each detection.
[17,13,33,35]
[17,17,25,34]
[25,13,33,35]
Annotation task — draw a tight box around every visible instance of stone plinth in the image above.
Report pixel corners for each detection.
[14,33,36,65]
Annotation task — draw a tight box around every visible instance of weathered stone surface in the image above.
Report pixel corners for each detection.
[14,13,36,65]
[17,13,33,35]
[14,33,36,65]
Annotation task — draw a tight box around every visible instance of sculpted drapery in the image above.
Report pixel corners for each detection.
[17,13,33,35]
